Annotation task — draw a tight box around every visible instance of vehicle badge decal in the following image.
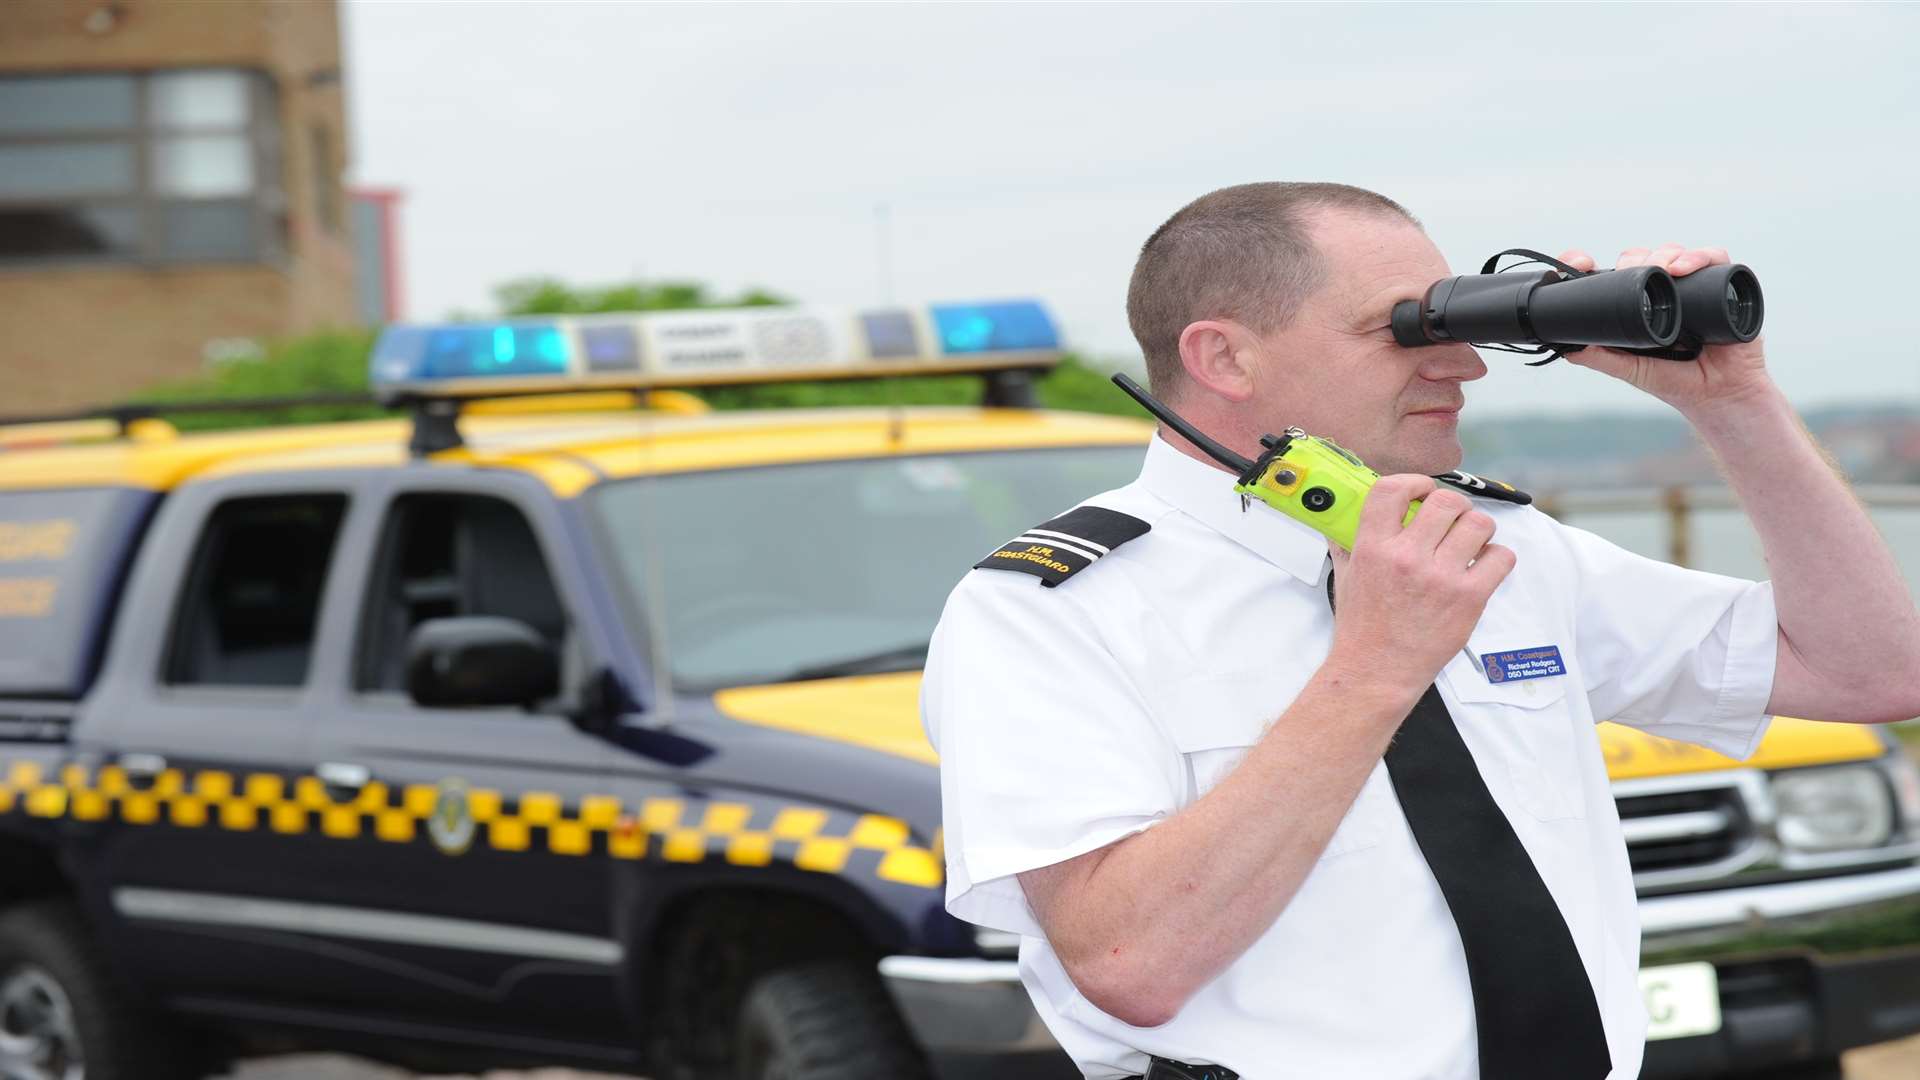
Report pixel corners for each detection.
[427,777,476,856]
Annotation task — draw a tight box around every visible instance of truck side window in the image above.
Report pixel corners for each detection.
[164,495,348,688]
[356,494,567,696]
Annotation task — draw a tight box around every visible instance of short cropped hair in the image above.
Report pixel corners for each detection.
[1126,182,1418,398]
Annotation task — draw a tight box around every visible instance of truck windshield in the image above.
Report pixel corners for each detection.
[589,445,1145,692]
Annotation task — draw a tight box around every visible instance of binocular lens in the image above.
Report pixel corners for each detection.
[1642,272,1678,342]
[1668,263,1764,345]
[1724,267,1762,338]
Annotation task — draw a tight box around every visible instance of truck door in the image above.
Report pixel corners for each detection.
[288,477,627,1045]
[69,479,359,1003]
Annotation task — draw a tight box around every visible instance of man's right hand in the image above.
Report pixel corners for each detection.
[1325,475,1515,704]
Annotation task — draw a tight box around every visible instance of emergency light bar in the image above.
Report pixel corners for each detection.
[367,299,1063,402]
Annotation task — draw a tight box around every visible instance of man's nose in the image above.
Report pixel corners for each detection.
[1419,344,1488,383]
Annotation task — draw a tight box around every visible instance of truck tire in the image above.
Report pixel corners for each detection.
[734,962,934,1080]
[0,900,195,1080]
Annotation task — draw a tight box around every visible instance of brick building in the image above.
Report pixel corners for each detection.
[0,0,356,413]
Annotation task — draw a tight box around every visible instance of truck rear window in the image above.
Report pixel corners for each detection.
[0,487,156,699]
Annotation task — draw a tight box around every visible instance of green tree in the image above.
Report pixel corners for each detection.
[130,330,387,430]
[495,278,784,316]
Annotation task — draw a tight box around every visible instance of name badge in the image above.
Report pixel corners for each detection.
[1481,645,1566,683]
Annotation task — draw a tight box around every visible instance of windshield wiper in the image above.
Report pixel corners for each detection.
[783,643,930,683]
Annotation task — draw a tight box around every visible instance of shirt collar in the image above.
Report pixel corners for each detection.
[1138,433,1332,586]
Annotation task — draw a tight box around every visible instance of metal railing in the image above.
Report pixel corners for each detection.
[1536,484,1920,569]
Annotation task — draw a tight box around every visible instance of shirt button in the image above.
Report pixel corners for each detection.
[1523,682,1538,698]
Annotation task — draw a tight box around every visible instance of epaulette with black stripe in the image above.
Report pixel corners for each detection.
[971,506,1150,588]
[1433,469,1532,505]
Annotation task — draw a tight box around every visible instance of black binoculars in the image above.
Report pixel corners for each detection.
[1391,250,1763,362]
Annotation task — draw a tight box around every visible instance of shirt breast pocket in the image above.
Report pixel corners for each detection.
[1162,671,1389,858]
[1443,669,1586,822]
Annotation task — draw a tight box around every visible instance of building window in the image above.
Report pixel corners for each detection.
[0,69,283,266]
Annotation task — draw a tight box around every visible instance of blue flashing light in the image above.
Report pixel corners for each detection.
[369,326,429,384]
[370,322,572,385]
[930,301,1059,355]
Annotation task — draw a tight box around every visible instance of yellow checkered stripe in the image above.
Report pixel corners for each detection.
[0,759,944,889]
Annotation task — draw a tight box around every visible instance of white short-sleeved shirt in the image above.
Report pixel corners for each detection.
[921,435,1778,1080]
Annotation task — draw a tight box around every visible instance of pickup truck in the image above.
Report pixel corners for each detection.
[1,303,1918,1080]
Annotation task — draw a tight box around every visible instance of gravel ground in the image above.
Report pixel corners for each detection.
[1843,1034,1920,1080]
[222,1034,1920,1079]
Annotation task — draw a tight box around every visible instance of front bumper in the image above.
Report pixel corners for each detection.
[883,864,1920,1080]
[1640,863,1920,1077]
[877,956,1073,1080]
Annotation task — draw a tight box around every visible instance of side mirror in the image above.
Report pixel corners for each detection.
[405,616,558,709]
[567,666,632,736]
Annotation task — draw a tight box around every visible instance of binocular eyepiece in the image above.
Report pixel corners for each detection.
[1391,253,1763,361]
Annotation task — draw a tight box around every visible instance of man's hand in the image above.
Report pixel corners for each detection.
[1554,244,1772,417]
[1326,475,1515,704]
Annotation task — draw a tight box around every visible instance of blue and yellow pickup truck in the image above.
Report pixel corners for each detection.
[1,301,1918,1080]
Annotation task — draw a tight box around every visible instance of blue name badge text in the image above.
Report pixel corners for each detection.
[1481,645,1566,684]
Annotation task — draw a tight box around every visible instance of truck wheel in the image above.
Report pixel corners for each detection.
[734,962,933,1080]
[0,900,194,1080]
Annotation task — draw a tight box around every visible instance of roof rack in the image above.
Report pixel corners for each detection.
[371,367,1043,456]
[0,390,698,460]
[0,393,380,436]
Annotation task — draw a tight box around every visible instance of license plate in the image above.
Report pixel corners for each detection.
[1639,961,1721,1041]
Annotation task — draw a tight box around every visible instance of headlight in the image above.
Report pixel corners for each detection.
[1886,751,1920,830]
[1771,764,1894,852]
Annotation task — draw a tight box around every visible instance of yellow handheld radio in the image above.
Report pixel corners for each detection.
[1111,374,1418,551]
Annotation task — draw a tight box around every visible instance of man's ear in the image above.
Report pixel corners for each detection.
[1177,319,1258,403]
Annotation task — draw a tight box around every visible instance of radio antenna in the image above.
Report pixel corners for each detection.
[1110,373,1254,473]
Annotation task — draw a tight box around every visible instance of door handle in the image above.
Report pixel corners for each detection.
[117,753,167,788]
[316,762,371,797]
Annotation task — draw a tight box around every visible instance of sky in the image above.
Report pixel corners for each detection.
[342,1,1920,418]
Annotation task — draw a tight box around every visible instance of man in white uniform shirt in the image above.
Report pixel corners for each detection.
[921,182,1920,1080]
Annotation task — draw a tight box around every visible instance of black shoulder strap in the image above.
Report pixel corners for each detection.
[972,505,1151,588]
[1433,469,1532,506]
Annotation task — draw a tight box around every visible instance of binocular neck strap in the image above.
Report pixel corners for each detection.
[1479,247,1587,277]
[1476,248,1593,366]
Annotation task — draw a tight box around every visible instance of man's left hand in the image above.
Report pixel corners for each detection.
[1555,244,1772,417]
